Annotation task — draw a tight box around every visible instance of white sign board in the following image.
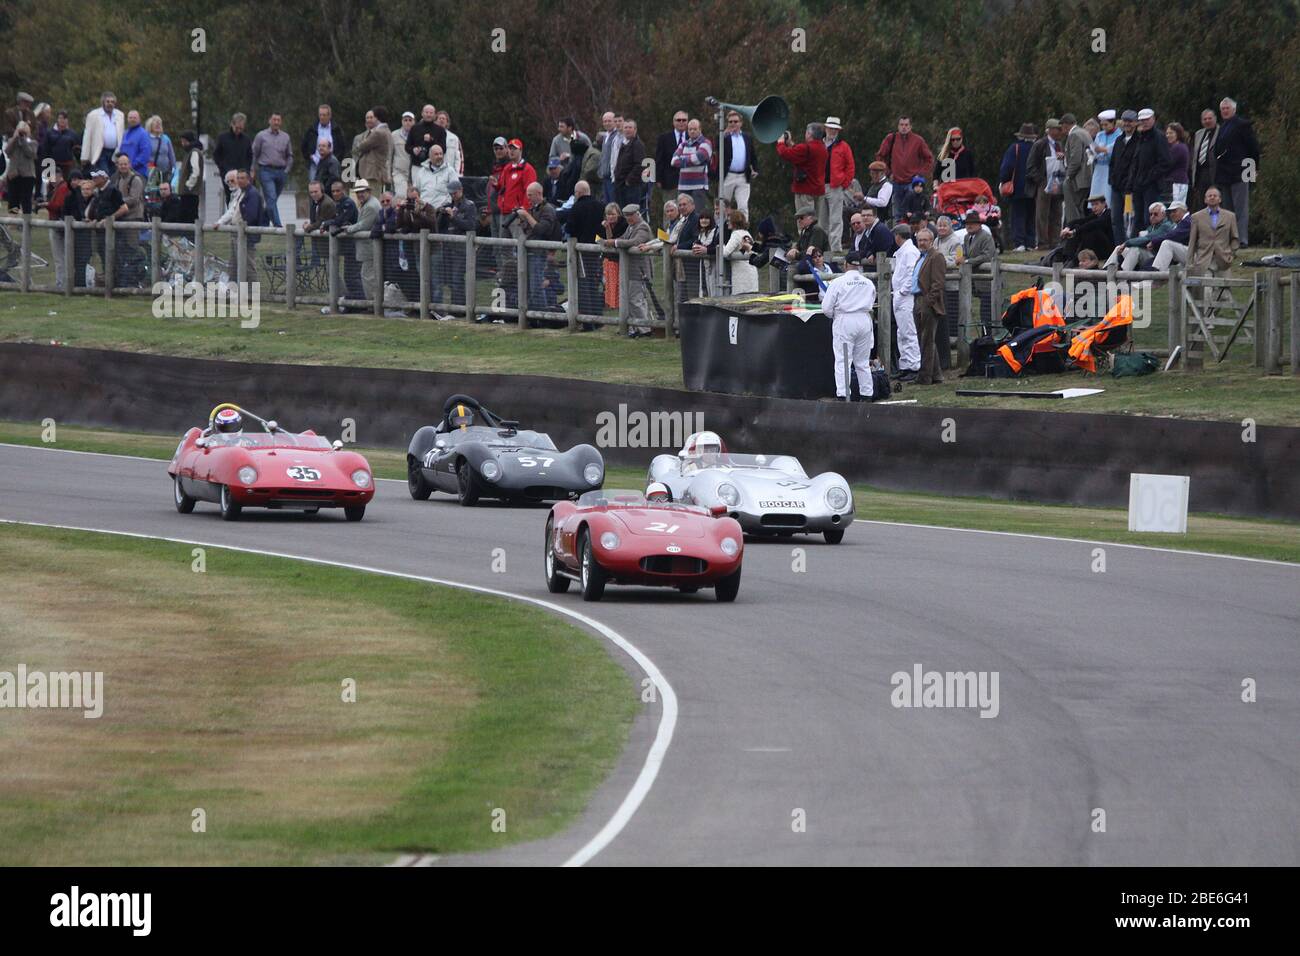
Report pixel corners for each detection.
[1128,474,1190,533]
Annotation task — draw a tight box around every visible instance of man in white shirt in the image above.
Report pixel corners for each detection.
[819,251,877,400]
[81,91,125,176]
[889,223,922,381]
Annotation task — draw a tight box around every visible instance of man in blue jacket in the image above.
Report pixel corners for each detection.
[235,168,266,281]
[117,110,152,177]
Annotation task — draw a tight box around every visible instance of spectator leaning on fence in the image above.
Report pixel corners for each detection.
[607,203,653,332]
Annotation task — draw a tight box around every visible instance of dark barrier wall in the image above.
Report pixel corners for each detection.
[680,303,838,400]
[2,343,1296,519]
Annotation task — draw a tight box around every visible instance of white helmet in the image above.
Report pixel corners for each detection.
[645,481,671,503]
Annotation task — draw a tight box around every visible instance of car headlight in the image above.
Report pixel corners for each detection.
[826,486,849,511]
[720,536,739,556]
[480,460,500,481]
[237,466,257,485]
[717,483,740,507]
[584,462,603,485]
[600,531,620,550]
[351,469,371,488]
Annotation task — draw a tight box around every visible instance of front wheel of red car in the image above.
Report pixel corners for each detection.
[173,475,196,514]
[544,517,570,593]
[715,566,741,603]
[344,505,366,522]
[579,529,607,602]
[219,484,242,521]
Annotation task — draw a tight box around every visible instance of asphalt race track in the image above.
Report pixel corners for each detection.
[2,443,1297,866]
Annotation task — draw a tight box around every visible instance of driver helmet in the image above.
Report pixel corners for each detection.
[451,403,474,431]
[645,481,671,503]
[693,430,724,465]
[214,408,243,434]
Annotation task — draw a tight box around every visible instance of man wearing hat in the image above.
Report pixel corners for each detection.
[1061,113,1094,224]
[440,178,478,307]
[1091,110,1121,210]
[343,179,382,305]
[1108,109,1140,243]
[2,91,35,138]
[1059,194,1115,265]
[819,251,876,400]
[823,117,855,255]
[998,122,1038,250]
[391,111,416,199]
[1026,118,1065,250]
[860,160,893,219]
[1129,108,1171,240]
[543,156,566,206]
[1149,200,1192,272]
[605,203,654,333]
[499,138,539,236]
[961,210,997,348]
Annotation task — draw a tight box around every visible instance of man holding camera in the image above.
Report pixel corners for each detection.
[776,122,828,232]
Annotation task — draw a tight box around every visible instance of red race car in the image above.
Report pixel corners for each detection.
[544,487,744,602]
[168,403,375,521]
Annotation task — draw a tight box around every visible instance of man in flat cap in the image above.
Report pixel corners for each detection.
[606,203,654,335]
[1091,110,1121,210]
[1108,109,1140,243]
[2,91,34,138]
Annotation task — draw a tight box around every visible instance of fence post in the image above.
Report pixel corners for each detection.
[327,231,339,312]
[193,218,204,285]
[989,257,1002,330]
[417,230,430,321]
[1291,273,1300,377]
[618,247,631,335]
[104,218,115,297]
[1266,270,1282,375]
[516,232,529,327]
[662,246,675,335]
[565,237,580,331]
[236,222,247,287]
[464,232,477,321]
[1253,273,1265,368]
[958,262,972,349]
[149,216,162,289]
[63,216,74,296]
[1167,263,1184,364]
[284,223,297,310]
[19,214,31,293]
[372,237,384,316]
[877,256,893,376]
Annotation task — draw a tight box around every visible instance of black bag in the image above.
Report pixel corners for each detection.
[964,335,1005,377]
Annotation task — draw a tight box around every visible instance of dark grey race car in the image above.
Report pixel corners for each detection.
[407,394,605,505]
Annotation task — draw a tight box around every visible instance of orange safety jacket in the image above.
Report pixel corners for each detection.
[1068,295,1134,373]
[997,286,1065,372]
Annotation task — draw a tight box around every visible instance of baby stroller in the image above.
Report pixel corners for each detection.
[935,177,1003,250]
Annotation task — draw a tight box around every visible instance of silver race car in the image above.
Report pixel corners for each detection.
[648,431,854,544]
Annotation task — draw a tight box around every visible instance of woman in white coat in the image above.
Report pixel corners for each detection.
[723,209,758,294]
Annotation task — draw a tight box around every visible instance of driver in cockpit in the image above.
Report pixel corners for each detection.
[646,481,672,503]
[679,430,725,474]
[449,403,475,431]
[203,407,245,439]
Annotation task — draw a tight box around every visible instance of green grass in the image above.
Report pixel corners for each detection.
[6,420,1294,564]
[0,522,636,865]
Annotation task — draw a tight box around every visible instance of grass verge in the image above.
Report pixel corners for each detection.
[0,522,636,865]
[4,420,1294,563]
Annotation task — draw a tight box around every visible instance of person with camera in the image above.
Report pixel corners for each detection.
[776,122,828,231]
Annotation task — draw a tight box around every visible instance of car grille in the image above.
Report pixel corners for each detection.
[639,555,708,575]
[760,513,807,528]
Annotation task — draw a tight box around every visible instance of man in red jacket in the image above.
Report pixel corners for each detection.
[823,116,856,255]
[498,138,538,236]
[776,122,828,233]
[876,116,933,224]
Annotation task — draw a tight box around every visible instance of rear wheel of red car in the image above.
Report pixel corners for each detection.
[456,458,480,506]
[408,455,433,500]
[544,517,570,593]
[823,529,845,544]
[173,475,196,514]
[579,529,606,602]
[344,505,366,522]
[715,566,741,603]
[219,484,241,521]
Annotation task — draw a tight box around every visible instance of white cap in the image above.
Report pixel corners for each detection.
[1137,108,1155,120]
[824,116,842,129]
[1098,109,1116,121]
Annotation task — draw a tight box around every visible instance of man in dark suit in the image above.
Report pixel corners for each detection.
[613,119,647,211]
[848,209,894,266]
[719,109,759,218]
[301,104,345,181]
[654,109,687,207]
[675,193,702,300]
[1059,195,1115,265]
[787,211,830,263]
[1189,108,1218,212]
[1212,97,1260,245]
[561,180,607,323]
[912,228,947,385]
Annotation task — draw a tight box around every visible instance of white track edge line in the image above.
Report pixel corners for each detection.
[0,517,677,868]
[3,442,1295,568]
